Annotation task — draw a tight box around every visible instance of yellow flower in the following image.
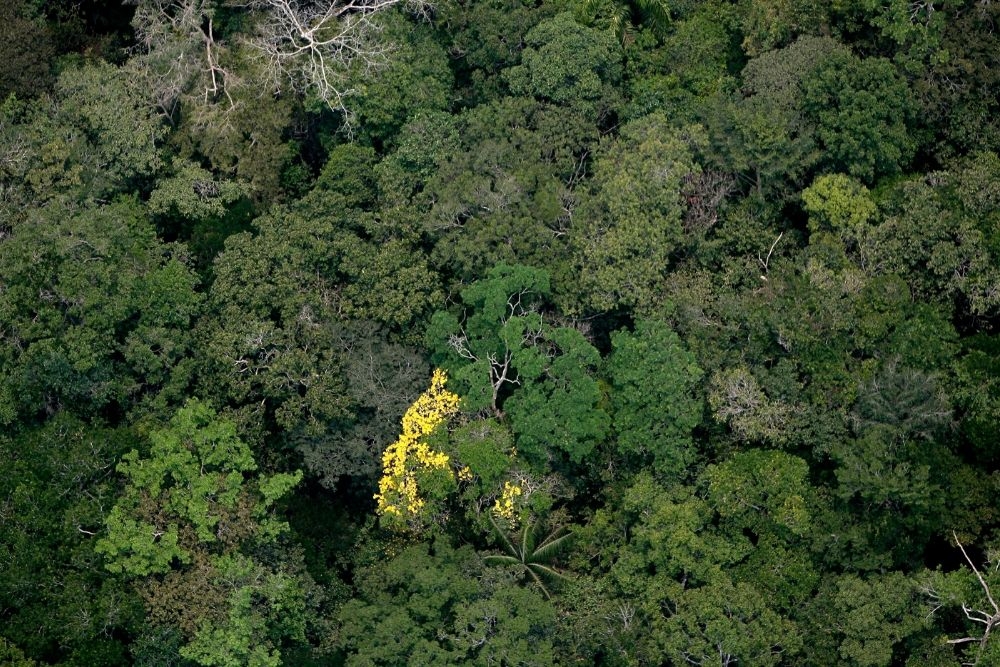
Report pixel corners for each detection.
[375,369,460,528]
[493,481,523,521]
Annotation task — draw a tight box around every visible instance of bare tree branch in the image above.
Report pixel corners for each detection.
[246,0,424,116]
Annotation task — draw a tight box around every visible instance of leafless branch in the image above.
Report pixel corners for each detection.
[247,0,421,116]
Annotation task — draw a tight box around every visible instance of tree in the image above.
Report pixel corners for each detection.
[504,12,622,107]
[248,0,423,114]
[129,0,416,117]
[0,197,202,425]
[374,368,461,531]
[571,114,704,313]
[0,1,55,99]
[0,416,144,665]
[195,188,439,456]
[702,449,812,539]
[337,540,558,666]
[801,172,877,235]
[96,400,309,666]
[801,572,926,666]
[923,534,1000,666]
[427,264,609,465]
[721,35,847,196]
[401,96,598,290]
[607,319,704,479]
[321,11,453,146]
[802,51,918,182]
[484,515,572,599]
[0,61,165,213]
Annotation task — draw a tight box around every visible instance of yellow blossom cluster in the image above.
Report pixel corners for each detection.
[375,369,460,522]
[493,480,523,521]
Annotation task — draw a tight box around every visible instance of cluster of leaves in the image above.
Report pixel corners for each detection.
[4,0,1000,665]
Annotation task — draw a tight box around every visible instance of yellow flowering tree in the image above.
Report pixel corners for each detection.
[375,369,461,530]
[375,370,541,534]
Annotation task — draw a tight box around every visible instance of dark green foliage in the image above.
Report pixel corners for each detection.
[607,319,704,478]
[0,1,56,99]
[802,51,918,182]
[0,416,143,665]
[5,0,1000,663]
[0,197,201,424]
[337,541,557,665]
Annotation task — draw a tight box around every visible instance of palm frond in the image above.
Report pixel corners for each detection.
[530,528,573,563]
[524,564,554,599]
[521,517,537,559]
[488,513,520,558]
[527,562,572,583]
[634,0,671,35]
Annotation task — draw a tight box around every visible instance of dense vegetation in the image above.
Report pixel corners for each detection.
[2,0,1000,664]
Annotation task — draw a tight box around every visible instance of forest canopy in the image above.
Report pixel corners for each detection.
[3,0,1000,665]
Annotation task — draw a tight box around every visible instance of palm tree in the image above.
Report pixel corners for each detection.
[483,515,573,599]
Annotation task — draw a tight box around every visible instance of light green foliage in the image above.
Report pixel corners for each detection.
[147,158,249,222]
[96,401,307,666]
[598,474,804,664]
[702,449,811,537]
[802,173,877,234]
[0,638,37,667]
[611,475,749,589]
[573,115,704,313]
[504,326,609,463]
[504,13,621,106]
[179,554,304,667]
[97,400,301,575]
[607,319,704,478]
